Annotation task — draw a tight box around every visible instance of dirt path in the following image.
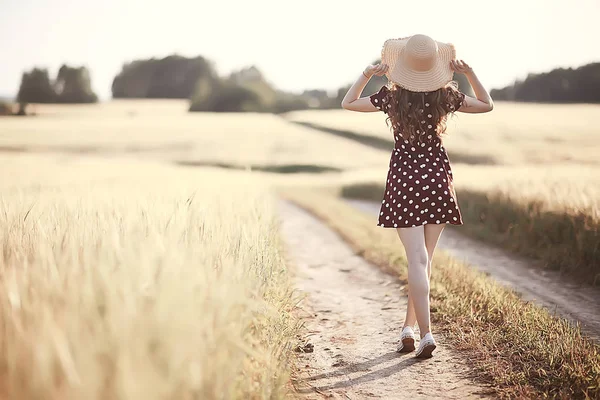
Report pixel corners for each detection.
[279,200,491,399]
[347,199,600,342]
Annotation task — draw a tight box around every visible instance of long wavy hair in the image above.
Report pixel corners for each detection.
[385,81,463,144]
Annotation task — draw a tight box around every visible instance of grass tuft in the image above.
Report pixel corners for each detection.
[340,182,600,286]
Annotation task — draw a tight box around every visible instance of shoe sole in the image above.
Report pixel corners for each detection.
[416,344,436,358]
[397,337,415,353]
[415,343,436,358]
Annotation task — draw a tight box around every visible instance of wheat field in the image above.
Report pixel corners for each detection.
[0,100,392,399]
[285,102,600,165]
[0,152,299,399]
[1,99,599,398]
[0,102,387,171]
[285,104,599,214]
[286,103,600,226]
[284,102,600,281]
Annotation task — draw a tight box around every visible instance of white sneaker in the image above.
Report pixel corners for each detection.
[396,326,416,353]
[415,332,437,358]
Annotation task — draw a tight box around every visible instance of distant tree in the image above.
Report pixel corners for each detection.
[17,68,56,104]
[211,84,264,112]
[188,75,216,112]
[112,55,214,99]
[491,62,600,103]
[303,89,328,98]
[490,81,520,101]
[16,65,97,104]
[189,78,265,112]
[55,65,97,103]
[302,89,333,108]
[272,93,310,113]
[189,65,310,113]
[229,66,277,105]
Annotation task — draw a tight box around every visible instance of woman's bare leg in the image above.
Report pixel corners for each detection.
[396,226,431,338]
[402,224,446,331]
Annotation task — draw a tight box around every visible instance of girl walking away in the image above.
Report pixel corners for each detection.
[341,34,493,358]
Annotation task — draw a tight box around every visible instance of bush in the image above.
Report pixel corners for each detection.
[272,96,310,114]
[17,65,97,104]
[54,65,97,103]
[17,68,56,103]
[189,78,265,112]
[112,55,214,99]
[189,65,310,113]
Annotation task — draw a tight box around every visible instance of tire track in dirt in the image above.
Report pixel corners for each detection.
[279,200,491,399]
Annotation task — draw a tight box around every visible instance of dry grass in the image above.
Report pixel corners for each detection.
[454,164,600,283]
[282,188,600,399]
[451,164,600,215]
[2,99,599,397]
[0,155,299,399]
[0,101,387,171]
[339,164,600,284]
[283,105,600,284]
[285,101,600,165]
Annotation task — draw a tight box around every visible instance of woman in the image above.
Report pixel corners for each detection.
[341,34,493,358]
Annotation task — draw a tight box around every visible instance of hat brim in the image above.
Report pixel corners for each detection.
[381,37,456,92]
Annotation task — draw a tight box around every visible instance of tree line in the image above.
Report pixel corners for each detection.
[112,56,469,113]
[490,62,600,103]
[11,56,597,114]
[10,55,471,114]
[112,56,380,113]
[112,55,212,99]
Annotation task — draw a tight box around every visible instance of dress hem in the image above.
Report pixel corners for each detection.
[377,221,463,228]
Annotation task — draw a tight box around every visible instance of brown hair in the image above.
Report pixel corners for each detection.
[384,81,463,144]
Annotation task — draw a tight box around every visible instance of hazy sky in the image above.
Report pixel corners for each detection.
[2,0,600,100]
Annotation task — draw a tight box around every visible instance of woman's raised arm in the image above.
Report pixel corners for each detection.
[451,60,494,113]
[341,64,389,112]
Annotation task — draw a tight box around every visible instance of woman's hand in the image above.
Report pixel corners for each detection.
[451,59,493,113]
[364,63,388,78]
[341,63,388,112]
[450,59,473,75]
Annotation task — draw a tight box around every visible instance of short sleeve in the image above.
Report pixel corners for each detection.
[369,86,390,113]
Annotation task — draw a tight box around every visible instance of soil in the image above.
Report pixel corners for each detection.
[279,200,492,399]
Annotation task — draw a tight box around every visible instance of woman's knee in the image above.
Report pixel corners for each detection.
[406,248,429,269]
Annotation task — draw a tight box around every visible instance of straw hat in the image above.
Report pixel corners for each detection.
[381,34,456,92]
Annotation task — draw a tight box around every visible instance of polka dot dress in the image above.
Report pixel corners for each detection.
[369,85,465,229]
